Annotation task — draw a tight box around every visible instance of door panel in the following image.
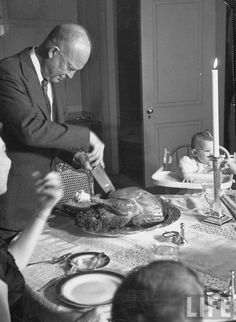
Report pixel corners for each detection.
[154,1,202,105]
[141,0,225,186]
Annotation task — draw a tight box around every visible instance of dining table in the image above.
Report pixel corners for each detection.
[22,190,236,322]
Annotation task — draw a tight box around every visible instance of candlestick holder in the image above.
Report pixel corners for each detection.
[202,156,232,226]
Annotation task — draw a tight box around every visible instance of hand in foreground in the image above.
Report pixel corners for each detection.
[88,131,105,168]
[33,171,63,212]
[8,172,63,270]
[78,304,111,322]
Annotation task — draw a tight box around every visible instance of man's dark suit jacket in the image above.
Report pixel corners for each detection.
[0,48,90,236]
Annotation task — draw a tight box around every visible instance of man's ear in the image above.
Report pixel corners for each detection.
[48,46,60,59]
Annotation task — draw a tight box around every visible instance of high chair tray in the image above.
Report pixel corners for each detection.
[151,171,233,190]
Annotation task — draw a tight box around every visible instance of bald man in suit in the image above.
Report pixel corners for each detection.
[0,24,104,242]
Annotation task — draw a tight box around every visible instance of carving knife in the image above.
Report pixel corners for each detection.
[91,163,115,193]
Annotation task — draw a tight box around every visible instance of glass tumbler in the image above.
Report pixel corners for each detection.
[151,243,179,261]
[201,182,223,216]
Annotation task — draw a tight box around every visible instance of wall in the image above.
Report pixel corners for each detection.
[0,0,83,114]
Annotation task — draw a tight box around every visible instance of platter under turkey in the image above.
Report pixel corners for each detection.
[63,187,181,236]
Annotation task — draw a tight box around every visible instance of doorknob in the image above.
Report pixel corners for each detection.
[146,107,154,119]
[146,107,154,114]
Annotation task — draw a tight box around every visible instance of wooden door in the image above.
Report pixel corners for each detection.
[141,0,226,186]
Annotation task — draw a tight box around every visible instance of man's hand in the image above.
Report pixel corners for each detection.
[88,131,105,168]
[73,151,92,170]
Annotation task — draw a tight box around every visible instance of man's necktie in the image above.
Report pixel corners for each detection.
[41,79,52,119]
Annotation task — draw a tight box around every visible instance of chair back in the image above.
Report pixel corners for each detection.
[163,145,192,171]
[55,162,94,206]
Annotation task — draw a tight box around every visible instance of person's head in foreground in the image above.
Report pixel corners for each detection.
[112,260,204,322]
[35,23,92,83]
[190,130,213,165]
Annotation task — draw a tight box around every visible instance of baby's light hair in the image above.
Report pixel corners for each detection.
[191,130,213,149]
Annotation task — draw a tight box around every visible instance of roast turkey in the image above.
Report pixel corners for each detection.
[108,187,164,225]
[75,187,165,233]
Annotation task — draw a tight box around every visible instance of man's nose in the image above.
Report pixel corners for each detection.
[67,70,76,79]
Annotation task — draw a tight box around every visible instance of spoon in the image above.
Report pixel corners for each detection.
[87,252,105,270]
[27,252,72,266]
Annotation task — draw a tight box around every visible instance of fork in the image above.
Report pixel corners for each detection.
[27,252,72,266]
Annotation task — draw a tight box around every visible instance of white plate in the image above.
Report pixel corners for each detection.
[67,252,110,271]
[152,171,233,190]
[57,271,124,307]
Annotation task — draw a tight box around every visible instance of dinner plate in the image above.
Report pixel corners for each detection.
[66,252,110,271]
[56,271,124,307]
[76,199,181,237]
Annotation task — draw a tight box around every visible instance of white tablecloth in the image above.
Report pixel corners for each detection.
[22,193,236,321]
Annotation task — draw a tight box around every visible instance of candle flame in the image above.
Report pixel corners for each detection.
[213,58,218,69]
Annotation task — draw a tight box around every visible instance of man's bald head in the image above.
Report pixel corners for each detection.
[42,23,92,53]
[36,23,92,82]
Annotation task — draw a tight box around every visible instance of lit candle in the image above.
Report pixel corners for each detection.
[212,58,220,157]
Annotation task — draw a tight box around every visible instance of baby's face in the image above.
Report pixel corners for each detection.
[193,140,213,164]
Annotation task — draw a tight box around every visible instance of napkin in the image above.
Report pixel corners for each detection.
[220,192,236,220]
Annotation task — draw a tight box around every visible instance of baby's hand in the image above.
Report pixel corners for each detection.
[183,177,193,183]
[178,166,193,182]
[33,171,63,211]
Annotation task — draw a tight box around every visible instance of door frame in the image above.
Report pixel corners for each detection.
[78,0,119,174]
[100,0,119,174]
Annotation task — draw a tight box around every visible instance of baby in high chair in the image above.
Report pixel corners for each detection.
[178,130,215,182]
[178,130,236,182]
